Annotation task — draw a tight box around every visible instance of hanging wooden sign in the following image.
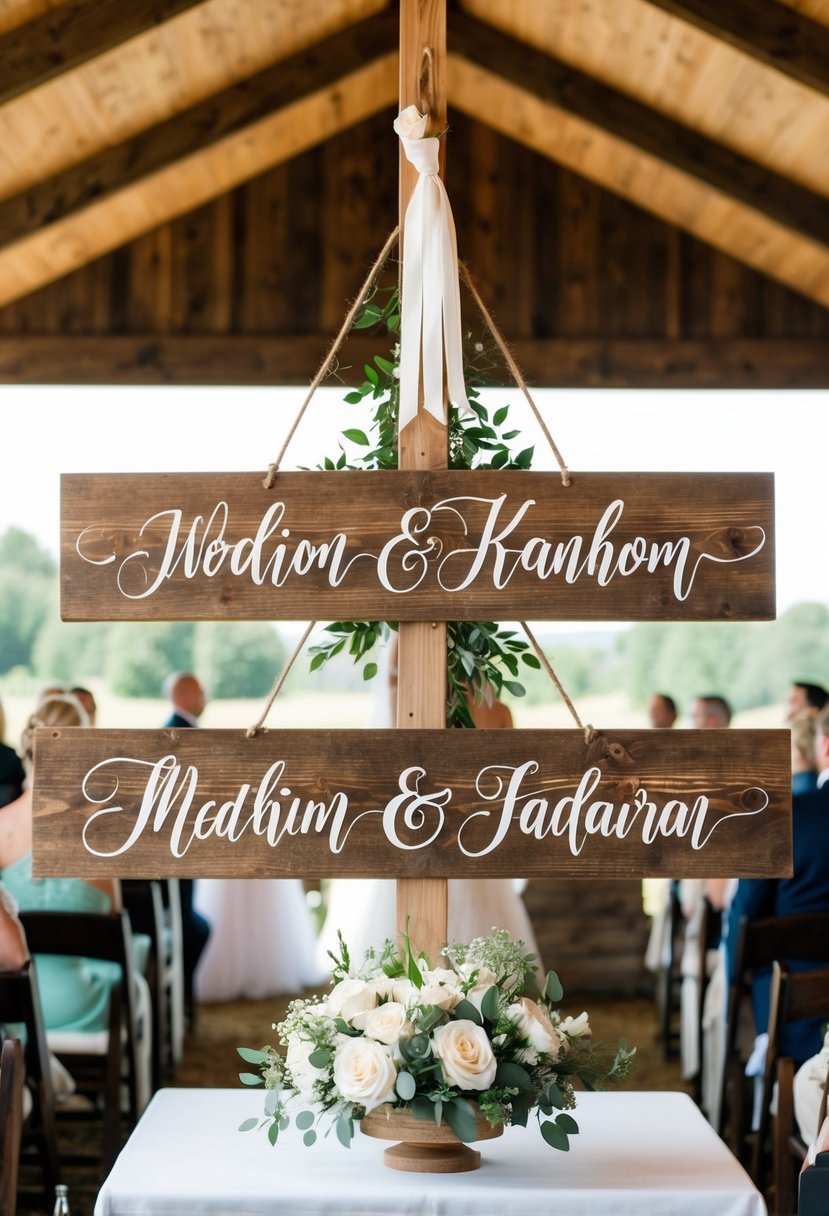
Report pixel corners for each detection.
[32,726,791,880]
[61,470,775,622]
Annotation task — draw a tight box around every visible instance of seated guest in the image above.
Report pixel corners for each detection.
[786,681,828,724]
[727,704,829,1065]
[690,694,732,729]
[69,686,97,726]
[0,881,28,970]
[0,696,25,809]
[648,693,677,729]
[792,711,819,795]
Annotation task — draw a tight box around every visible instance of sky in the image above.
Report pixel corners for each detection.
[0,385,825,624]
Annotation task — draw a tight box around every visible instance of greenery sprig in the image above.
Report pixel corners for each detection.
[310,286,540,727]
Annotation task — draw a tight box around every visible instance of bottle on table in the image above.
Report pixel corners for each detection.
[53,1184,71,1215]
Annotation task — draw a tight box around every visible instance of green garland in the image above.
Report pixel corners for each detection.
[310,286,540,728]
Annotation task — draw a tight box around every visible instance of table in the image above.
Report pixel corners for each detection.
[95,1088,767,1216]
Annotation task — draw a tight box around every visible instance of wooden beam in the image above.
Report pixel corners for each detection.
[396,0,448,960]
[0,0,206,108]
[1,335,828,388]
[0,13,399,309]
[448,13,829,309]
[645,0,829,97]
[0,10,399,250]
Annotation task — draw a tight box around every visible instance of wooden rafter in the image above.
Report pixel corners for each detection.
[0,12,398,309]
[0,0,206,108]
[645,0,829,96]
[448,12,829,308]
[0,335,827,388]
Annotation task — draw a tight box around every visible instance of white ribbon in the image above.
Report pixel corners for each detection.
[394,107,470,429]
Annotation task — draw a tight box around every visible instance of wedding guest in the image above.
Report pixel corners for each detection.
[648,693,677,729]
[0,696,25,809]
[70,686,97,726]
[791,711,819,795]
[794,1028,829,1148]
[786,682,828,723]
[0,881,28,970]
[690,694,732,729]
[162,673,210,1022]
[727,703,829,1065]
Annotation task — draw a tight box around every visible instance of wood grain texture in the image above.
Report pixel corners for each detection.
[60,470,775,622]
[397,0,449,959]
[30,727,792,880]
[2,335,828,386]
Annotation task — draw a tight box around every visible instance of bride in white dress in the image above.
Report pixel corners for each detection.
[195,880,325,1002]
[317,645,541,971]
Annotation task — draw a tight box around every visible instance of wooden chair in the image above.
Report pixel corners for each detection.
[122,879,169,1089]
[0,1038,24,1216]
[18,909,140,1175]
[0,961,60,1202]
[755,962,829,1213]
[718,910,829,1152]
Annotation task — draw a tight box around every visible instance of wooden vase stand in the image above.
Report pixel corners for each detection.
[360,1104,502,1173]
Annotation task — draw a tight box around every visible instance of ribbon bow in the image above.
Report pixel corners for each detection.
[394,106,470,429]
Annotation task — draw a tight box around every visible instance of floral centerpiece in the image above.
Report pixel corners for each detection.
[239,930,634,1157]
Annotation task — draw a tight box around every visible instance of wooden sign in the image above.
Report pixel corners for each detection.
[61,471,775,622]
[32,727,791,880]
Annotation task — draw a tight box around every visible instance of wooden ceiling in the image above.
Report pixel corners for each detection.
[0,0,828,383]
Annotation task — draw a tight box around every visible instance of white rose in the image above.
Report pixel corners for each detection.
[363,1002,413,1046]
[462,967,500,1014]
[432,1020,497,1091]
[369,976,396,1001]
[418,981,462,1011]
[391,978,417,1006]
[393,104,428,141]
[286,1037,325,1102]
[506,998,562,1058]
[327,978,377,1026]
[559,1012,591,1039]
[332,1037,397,1112]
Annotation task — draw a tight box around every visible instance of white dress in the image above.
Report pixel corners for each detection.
[316,877,540,972]
[194,880,325,1002]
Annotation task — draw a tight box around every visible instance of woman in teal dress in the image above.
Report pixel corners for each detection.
[0,694,122,1033]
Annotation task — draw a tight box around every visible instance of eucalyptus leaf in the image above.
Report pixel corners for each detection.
[238,1072,263,1086]
[540,1120,570,1151]
[453,999,482,1026]
[238,1117,259,1132]
[444,1098,477,1144]
[410,1095,436,1122]
[267,1121,280,1147]
[480,986,500,1022]
[545,971,564,1004]
[264,1090,279,1116]
[556,1113,579,1135]
[396,1071,416,1101]
[545,1082,565,1109]
[295,1110,315,1131]
[336,1114,354,1148]
[303,1129,317,1147]
[494,1061,533,1091]
[511,1092,532,1128]
[236,1047,268,1065]
[308,1049,331,1069]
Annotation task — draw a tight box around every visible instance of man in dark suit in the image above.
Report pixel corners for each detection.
[163,673,210,1024]
[727,703,829,1062]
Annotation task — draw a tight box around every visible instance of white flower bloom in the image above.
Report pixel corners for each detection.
[432,1020,497,1091]
[363,1002,413,1046]
[368,976,396,1001]
[332,1037,397,1112]
[418,982,462,1011]
[506,998,562,1058]
[391,978,417,1006]
[286,1036,326,1102]
[462,966,500,1014]
[327,978,377,1026]
[559,1012,591,1039]
[422,968,458,987]
[393,104,428,142]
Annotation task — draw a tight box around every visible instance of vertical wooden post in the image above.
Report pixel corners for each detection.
[396,0,448,959]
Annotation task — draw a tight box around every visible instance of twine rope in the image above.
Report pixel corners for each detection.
[246,621,316,738]
[459,262,571,488]
[263,226,401,488]
[520,621,595,746]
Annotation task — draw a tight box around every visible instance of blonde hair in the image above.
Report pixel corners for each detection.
[20,693,89,769]
[791,711,818,771]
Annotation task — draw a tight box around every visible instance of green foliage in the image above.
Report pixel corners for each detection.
[105,622,195,697]
[193,621,286,699]
[31,612,110,684]
[313,287,536,726]
[0,569,53,675]
[0,528,56,578]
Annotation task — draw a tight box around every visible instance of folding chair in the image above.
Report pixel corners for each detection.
[0,960,60,1201]
[18,910,141,1176]
[719,910,829,1154]
[122,880,169,1089]
[0,1038,24,1216]
[756,962,829,1213]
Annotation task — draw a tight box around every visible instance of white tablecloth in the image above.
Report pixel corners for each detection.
[95,1088,766,1216]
